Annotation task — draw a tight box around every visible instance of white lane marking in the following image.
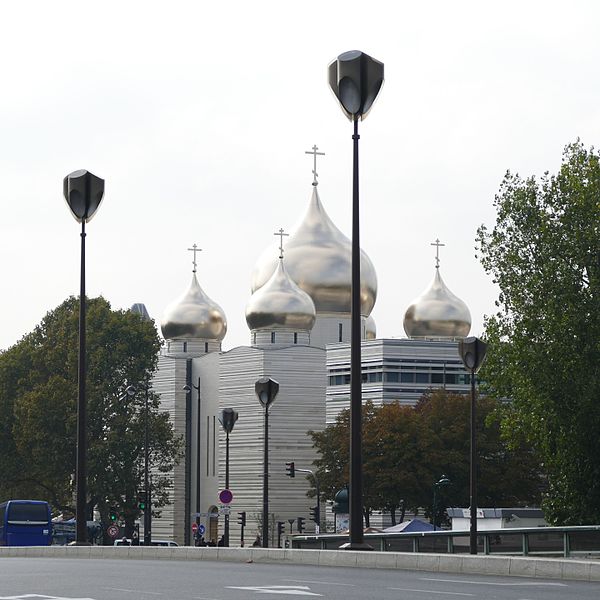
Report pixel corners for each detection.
[283,580,356,587]
[388,589,474,597]
[0,596,96,600]
[421,577,568,587]
[104,588,162,595]
[227,586,322,596]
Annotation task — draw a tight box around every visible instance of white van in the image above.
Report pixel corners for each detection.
[113,539,178,547]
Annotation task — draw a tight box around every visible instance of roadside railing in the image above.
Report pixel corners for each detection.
[290,525,600,558]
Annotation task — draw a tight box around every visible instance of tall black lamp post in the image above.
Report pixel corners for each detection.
[432,474,451,531]
[255,377,279,548]
[328,50,384,550]
[126,384,152,545]
[219,408,239,547]
[63,169,104,545]
[458,336,488,554]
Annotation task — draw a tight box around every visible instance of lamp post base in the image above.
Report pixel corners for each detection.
[339,541,374,551]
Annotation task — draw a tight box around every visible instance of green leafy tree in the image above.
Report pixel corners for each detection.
[0,296,182,538]
[476,140,600,524]
[310,391,541,527]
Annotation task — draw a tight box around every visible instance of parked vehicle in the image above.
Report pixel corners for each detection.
[113,538,178,547]
[0,500,52,546]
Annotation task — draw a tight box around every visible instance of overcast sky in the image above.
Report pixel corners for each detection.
[2,0,600,352]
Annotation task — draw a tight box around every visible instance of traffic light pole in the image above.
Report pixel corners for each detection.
[293,466,321,534]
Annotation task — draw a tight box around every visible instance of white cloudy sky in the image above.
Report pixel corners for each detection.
[2,0,600,352]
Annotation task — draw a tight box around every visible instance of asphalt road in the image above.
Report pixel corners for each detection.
[0,558,598,600]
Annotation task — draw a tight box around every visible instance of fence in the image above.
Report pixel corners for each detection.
[291,525,600,558]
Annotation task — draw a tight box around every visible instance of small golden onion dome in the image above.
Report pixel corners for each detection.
[161,274,227,341]
[403,268,471,338]
[365,314,377,339]
[246,259,316,331]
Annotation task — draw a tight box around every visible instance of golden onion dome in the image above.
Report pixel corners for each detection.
[161,273,227,341]
[251,186,377,315]
[365,314,377,340]
[403,268,471,338]
[246,258,316,331]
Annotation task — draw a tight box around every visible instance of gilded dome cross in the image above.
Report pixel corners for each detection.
[431,238,445,269]
[274,228,289,259]
[305,144,325,186]
[187,243,202,273]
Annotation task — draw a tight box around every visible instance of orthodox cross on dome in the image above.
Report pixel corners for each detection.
[274,228,289,259]
[431,238,445,269]
[187,243,202,273]
[305,144,325,186]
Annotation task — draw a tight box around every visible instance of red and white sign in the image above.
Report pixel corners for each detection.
[191,522,199,535]
[107,524,119,538]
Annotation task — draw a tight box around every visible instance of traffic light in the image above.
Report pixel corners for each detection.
[137,491,147,510]
[297,517,305,533]
[237,511,246,527]
[285,461,295,478]
[309,505,320,524]
[277,521,284,536]
[109,507,117,522]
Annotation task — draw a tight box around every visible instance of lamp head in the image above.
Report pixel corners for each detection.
[182,384,192,393]
[219,408,239,434]
[255,376,279,409]
[125,385,136,397]
[63,169,105,223]
[458,336,488,373]
[328,50,384,121]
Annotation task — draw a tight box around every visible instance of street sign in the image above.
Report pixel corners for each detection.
[107,524,119,538]
[191,522,198,535]
[219,489,233,504]
[219,506,231,515]
[198,524,206,535]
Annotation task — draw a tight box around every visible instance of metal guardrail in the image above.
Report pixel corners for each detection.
[291,525,600,558]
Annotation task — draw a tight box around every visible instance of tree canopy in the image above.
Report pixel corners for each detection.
[309,391,541,526]
[476,140,600,524]
[0,296,181,533]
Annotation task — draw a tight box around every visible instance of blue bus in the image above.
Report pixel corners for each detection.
[0,500,52,546]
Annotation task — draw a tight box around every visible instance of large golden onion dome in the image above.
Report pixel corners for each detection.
[403,268,471,338]
[251,186,377,315]
[161,273,227,341]
[246,258,316,331]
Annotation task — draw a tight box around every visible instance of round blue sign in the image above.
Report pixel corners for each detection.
[198,524,205,535]
[219,489,233,504]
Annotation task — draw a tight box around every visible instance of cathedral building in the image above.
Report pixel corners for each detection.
[145,152,474,544]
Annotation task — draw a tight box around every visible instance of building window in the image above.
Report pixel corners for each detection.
[271,331,276,343]
[401,372,415,383]
[431,373,444,384]
[338,323,343,342]
[386,372,400,383]
[205,342,209,353]
[183,341,187,352]
[212,416,216,477]
[294,332,298,344]
[416,372,429,384]
[253,332,257,344]
[206,416,210,476]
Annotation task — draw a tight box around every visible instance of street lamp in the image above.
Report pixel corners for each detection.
[255,376,279,548]
[126,384,152,546]
[63,169,104,545]
[458,336,488,554]
[329,50,384,551]
[183,378,201,547]
[432,475,451,531]
[219,408,239,547]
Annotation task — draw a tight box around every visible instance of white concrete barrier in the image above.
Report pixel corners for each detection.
[0,546,598,582]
